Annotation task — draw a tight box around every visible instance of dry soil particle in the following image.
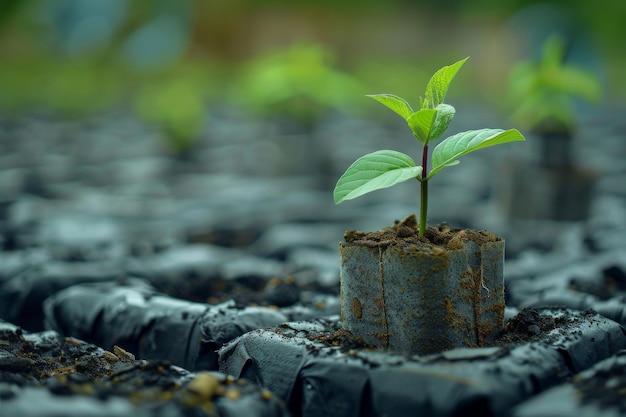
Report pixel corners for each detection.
[0,324,124,384]
[1,322,289,416]
[494,308,563,345]
[304,307,585,354]
[313,327,377,352]
[492,307,603,348]
[343,214,501,251]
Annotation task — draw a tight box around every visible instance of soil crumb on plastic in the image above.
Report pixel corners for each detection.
[495,307,562,345]
[343,214,501,251]
[314,327,375,352]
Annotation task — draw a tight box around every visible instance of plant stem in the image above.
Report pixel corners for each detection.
[419,143,429,237]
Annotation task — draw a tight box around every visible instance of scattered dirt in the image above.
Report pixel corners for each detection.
[0,324,283,415]
[0,325,127,384]
[313,327,376,353]
[304,308,575,354]
[493,307,569,346]
[343,214,501,251]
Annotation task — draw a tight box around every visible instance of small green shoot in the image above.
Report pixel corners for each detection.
[508,35,601,133]
[334,57,526,237]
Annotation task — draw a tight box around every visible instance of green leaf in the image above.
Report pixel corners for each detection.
[406,109,436,143]
[429,104,456,141]
[508,35,602,132]
[334,150,423,204]
[423,57,469,109]
[366,94,414,120]
[406,104,455,144]
[428,128,525,179]
[540,35,566,72]
[552,66,602,102]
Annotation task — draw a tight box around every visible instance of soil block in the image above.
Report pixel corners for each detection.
[339,217,505,355]
[218,308,626,417]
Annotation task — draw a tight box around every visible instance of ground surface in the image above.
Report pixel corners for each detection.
[1,105,626,416]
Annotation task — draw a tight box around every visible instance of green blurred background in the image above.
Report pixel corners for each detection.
[0,0,623,139]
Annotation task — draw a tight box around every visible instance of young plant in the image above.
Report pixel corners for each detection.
[333,57,526,237]
[508,35,601,133]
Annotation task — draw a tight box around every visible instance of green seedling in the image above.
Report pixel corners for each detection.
[334,57,526,237]
[508,35,601,133]
[237,42,364,126]
[133,78,206,155]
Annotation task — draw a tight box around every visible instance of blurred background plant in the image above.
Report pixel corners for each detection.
[231,42,364,130]
[507,33,602,135]
[510,32,603,136]
[0,0,624,136]
[131,66,214,156]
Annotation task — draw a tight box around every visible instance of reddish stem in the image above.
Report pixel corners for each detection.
[419,143,429,237]
[421,144,428,179]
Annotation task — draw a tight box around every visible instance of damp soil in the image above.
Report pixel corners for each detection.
[0,323,283,415]
[311,326,376,353]
[0,325,128,385]
[303,307,578,354]
[343,214,501,252]
[493,307,570,345]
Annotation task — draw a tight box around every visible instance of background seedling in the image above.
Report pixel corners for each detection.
[508,35,601,133]
[334,57,526,237]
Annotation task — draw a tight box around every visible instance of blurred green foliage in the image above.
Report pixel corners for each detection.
[508,35,602,133]
[0,0,624,145]
[0,58,123,115]
[131,63,217,154]
[232,43,364,126]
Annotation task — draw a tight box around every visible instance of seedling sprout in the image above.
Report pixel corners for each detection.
[334,57,526,237]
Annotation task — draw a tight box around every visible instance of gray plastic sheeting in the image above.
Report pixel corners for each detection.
[219,309,626,417]
[511,350,626,417]
[43,282,287,371]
